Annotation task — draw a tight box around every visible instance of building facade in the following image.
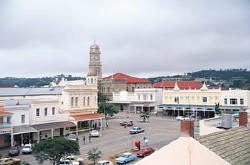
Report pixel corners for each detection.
[100,73,153,101]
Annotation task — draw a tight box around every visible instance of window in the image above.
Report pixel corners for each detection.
[21,115,25,123]
[150,94,153,100]
[224,98,227,104]
[87,97,90,106]
[36,108,40,117]
[75,97,78,107]
[83,97,86,106]
[52,107,55,115]
[174,97,179,103]
[192,96,195,100]
[143,95,147,101]
[71,97,74,107]
[7,116,11,123]
[132,87,135,92]
[240,99,244,105]
[107,87,110,93]
[202,97,207,103]
[138,94,140,100]
[230,98,237,105]
[44,108,48,116]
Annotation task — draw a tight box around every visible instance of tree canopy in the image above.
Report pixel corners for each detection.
[87,148,102,164]
[98,102,119,117]
[32,137,80,165]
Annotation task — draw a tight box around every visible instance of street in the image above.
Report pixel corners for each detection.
[1,113,183,164]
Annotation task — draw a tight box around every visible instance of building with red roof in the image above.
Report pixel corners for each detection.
[154,81,203,90]
[100,73,153,101]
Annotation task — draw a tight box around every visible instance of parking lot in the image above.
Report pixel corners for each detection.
[0,113,183,164]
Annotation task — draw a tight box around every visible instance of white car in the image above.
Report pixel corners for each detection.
[96,160,113,165]
[57,160,73,165]
[176,116,184,121]
[21,144,32,154]
[66,134,78,142]
[64,156,84,165]
[90,130,100,137]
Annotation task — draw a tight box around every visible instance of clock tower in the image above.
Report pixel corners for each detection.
[87,41,102,79]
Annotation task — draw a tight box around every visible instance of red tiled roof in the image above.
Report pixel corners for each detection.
[0,85,15,88]
[103,73,152,84]
[0,111,12,115]
[208,87,229,90]
[71,113,104,121]
[154,81,203,89]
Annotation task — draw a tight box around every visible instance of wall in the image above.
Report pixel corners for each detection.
[163,89,221,105]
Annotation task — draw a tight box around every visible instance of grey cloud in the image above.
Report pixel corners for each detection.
[0,0,250,77]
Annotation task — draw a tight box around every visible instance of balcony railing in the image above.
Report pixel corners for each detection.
[0,123,12,129]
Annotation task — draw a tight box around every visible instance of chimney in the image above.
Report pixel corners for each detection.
[181,120,194,137]
[239,112,248,127]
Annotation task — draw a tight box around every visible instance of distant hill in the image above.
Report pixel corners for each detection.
[0,74,85,88]
[1,69,250,89]
[146,69,250,89]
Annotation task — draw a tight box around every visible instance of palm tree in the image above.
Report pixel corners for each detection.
[87,148,102,164]
[140,111,150,122]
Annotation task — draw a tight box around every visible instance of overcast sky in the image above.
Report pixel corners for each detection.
[1,0,250,78]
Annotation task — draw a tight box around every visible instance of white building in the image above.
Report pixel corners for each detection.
[110,88,163,113]
[219,89,250,113]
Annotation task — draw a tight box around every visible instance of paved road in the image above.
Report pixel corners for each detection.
[1,113,182,164]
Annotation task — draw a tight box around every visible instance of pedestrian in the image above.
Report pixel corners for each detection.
[89,134,91,143]
[83,136,85,144]
[106,121,109,128]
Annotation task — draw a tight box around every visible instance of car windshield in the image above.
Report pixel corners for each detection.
[140,148,147,151]
[121,154,130,158]
[69,134,76,138]
[24,146,30,148]
[133,127,139,130]
[92,130,98,133]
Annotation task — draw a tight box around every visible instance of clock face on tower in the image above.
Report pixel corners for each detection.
[95,55,99,60]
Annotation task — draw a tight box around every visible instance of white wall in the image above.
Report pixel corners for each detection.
[220,90,250,108]
[4,107,30,126]
[30,100,69,125]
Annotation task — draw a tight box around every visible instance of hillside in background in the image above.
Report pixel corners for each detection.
[147,69,250,89]
[0,74,85,88]
[1,69,250,89]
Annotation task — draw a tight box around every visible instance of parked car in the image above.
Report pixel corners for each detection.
[57,160,74,165]
[176,116,184,121]
[64,156,84,165]
[0,158,21,165]
[129,127,144,134]
[115,152,137,164]
[119,121,133,127]
[9,147,20,156]
[96,160,113,165]
[136,147,155,157]
[66,134,78,142]
[90,130,100,137]
[21,144,32,154]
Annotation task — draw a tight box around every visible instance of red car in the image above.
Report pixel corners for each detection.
[136,147,155,157]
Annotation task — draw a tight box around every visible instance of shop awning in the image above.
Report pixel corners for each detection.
[71,113,104,121]
[31,121,75,131]
[13,125,38,135]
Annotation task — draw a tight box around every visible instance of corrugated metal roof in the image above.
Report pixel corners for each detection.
[13,125,38,135]
[0,87,63,97]
[31,121,75,131]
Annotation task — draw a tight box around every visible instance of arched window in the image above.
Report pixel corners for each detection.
[91,78,93,84]
[87,97,90,106]
[83,97,86,106]
[71,97,74,107]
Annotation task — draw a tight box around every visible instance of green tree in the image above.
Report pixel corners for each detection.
[98,102,119,118]
[215,103,220,115]
[140,111,150,122]
[32,137,80,165]
[98,92,108,103]
[87,148,102,164]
